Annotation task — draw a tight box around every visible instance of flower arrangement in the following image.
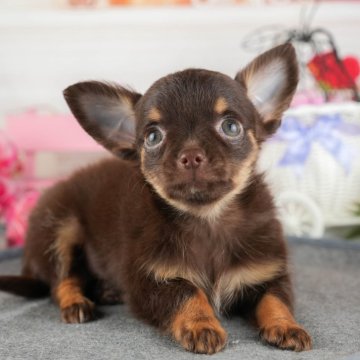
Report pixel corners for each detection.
[308,52,359,91]
[241,2,360,104]
[0,133,39,248]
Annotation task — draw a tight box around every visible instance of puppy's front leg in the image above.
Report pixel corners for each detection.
[129,278,227,354]
[255,279,312,352]
[171,288,228,354]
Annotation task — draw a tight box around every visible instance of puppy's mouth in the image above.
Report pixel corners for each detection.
[167,179,233,205]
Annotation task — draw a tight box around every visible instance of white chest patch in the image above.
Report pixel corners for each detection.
[146,259,284,312]
[212,260,285,311]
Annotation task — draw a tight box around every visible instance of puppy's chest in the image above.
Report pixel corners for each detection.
[148,227,284,312]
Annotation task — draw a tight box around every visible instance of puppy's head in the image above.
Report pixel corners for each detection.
[64,44,298,220]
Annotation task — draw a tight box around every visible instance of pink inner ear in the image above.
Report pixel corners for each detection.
[78,92,136,149]
[246,59,287,122]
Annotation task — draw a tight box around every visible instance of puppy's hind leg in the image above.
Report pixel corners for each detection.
[51,216,95,324]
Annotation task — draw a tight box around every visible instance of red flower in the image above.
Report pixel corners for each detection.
[308,52,359,90]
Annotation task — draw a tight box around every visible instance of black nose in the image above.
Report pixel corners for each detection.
[178,149,206,170]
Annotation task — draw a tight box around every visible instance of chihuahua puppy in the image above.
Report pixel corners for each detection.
[0,44,311,354]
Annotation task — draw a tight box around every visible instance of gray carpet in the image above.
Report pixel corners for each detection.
[0,238,359,360]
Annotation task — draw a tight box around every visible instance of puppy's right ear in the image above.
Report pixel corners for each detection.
[235,43,298,135]
[63,81,141,159]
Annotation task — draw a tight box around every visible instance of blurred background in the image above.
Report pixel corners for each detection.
[0,0,359,248]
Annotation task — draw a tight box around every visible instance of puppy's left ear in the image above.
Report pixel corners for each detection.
[236,43,298,134]
[63,81,141,159]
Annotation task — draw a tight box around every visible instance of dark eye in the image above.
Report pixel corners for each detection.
[145,128,164,148]
[220,118,242,137]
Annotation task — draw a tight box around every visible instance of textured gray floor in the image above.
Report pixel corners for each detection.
[0,239,359,360]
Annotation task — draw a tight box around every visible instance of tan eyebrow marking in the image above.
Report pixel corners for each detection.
[148,107,162,122]
[214,97,228,114]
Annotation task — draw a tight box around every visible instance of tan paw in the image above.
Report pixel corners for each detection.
[61,298,95,324]
[175,318,227,354]
[260,323,312,352]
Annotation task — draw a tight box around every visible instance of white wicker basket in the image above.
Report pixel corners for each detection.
[258,102,360,238]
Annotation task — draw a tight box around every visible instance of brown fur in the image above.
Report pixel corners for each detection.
[256,294,312,351]
[51,216,83,279]
[0,44,311,354]
[171,290,227,354]
[55,277,95,324]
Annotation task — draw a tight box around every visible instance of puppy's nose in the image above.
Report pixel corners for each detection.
[178,149,206,170]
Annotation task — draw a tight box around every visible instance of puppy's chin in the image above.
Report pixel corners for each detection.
[167,180,233,206]
[146,175,246,221]
[143,158,257,219]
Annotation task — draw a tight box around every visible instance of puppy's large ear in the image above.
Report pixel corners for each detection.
[63,81,141,159]
[236,43,298,134]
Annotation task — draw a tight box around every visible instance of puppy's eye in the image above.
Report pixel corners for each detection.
[145,128,164,148]
[220,118,242,137]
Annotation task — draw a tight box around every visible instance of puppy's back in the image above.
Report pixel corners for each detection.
[23,157,146,283]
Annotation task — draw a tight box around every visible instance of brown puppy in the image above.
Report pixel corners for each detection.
[0,44,312,354]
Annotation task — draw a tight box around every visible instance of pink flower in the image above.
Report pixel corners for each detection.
[5,190,40,248]
[0,134,23,177]
[0,131,39,247]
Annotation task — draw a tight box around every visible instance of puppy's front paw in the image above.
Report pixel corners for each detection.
[174,317,227,354]
[61,298,95,324]
[260,323,312,352]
